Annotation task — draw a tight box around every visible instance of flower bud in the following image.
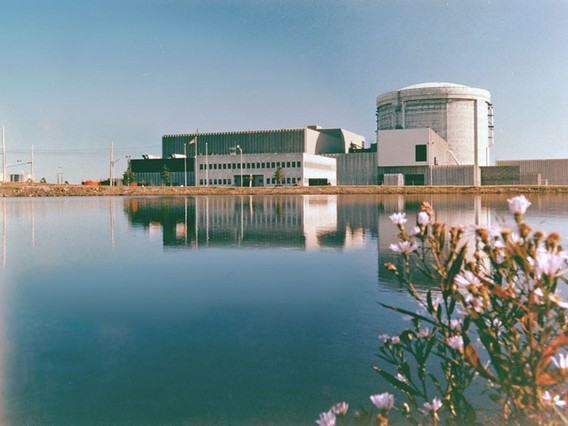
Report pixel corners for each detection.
[546,232,562,251]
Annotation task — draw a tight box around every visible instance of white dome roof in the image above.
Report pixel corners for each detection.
[399,82,468,90]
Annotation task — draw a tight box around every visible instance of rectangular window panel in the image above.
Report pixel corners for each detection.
[415,145,427,162]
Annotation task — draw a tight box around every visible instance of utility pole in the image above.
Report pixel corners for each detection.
[109,141,113,186]
[2,126,5,183]
[31,145,34,182]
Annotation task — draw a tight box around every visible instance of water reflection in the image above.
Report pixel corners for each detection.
[122,195,494,288]
[124,195,368,251]
[1,194,568,425]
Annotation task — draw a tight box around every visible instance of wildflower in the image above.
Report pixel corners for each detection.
[447,335,464,351]
[465,294,485,313]
[315,410,336,426]
[379,334,390,342]
[420,397,443,414]
[418,328,430,338]
[370,392,395,410]
[389,212,407,226]
[546,232,562,250]
[508,232,523,245]
[418,211,430,225]
[455,271,481,288]
[485,318,503,334]
[552,353,568,370]
[389,241,419,254]
[408,226,422,237]
[391,336,401,345]
[507,195,531,215]
[449,319,462,331]
[331,401,349,416]
[535,247,567,277]
[542,391,567,408]
[489,223,504,238]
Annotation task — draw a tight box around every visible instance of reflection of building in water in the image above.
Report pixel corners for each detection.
[303,196,338,250]
[124,195,380,251]
[125,196,308,249]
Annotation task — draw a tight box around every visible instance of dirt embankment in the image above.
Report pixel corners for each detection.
[2,183,568,197]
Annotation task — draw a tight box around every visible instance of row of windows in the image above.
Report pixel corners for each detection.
[199,177,299,186]
[200,179,232,185]
[199,161,301,171]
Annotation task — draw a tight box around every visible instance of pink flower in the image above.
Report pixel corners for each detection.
[552,353,568,370]
[455,271,481,288]
[421,397,443,414]
[465,294,485,313]
[389,241,419,254]
[447,335,464,351]
[535,247,567,277]
[507,195,531,215]
[315,410,336,426]
[370,392,395,410]
[449,319,462,331]
[389,212,407,225]
[418,211,430,225]
[543,391,567,408]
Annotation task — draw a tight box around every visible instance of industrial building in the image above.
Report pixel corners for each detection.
[495,159,568,185]
[376,83,495,185]
[125,82,565,188]
[130,125,366,187]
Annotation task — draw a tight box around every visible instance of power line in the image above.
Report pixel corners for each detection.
[5,146,161,156]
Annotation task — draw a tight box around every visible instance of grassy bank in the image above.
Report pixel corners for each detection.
[2,183,568,197]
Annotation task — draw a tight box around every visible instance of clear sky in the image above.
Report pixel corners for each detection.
[1,0,567,183]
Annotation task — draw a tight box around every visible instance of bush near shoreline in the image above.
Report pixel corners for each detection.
[3,183,568,197]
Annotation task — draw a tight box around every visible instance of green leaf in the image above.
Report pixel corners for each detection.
[373,367,423,397]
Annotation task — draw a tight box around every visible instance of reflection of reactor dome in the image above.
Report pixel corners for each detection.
[376,82,493,166]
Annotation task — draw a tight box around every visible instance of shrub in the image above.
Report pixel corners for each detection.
[317,196,568,426]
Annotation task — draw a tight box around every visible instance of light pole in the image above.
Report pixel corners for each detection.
[183,142,187,187]
[236,145,243,187]
[205,141,209,186]
[110,157,120,186]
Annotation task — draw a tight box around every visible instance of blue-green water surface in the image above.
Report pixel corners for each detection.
[1,194,567,425]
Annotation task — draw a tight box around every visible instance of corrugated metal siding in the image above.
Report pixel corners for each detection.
[431,165,475,185]
[378,165,475,185]
[327,152,377,185]
[481,166,520,185]
[496,159,568,185]
[163,130,306,158]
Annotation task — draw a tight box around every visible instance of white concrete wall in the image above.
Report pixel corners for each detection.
[302,153,337,185]
[378,128,451,167]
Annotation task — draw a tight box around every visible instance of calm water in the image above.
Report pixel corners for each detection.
[1,193,567,425]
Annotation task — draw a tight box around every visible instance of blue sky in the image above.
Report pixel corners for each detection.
[1,0,567,183]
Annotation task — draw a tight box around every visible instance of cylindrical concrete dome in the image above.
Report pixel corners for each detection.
[376,82,493,166]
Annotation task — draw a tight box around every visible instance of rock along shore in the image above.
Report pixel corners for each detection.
[2,183,568,197]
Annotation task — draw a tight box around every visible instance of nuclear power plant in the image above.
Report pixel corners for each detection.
[128,81,567,187]
[376,83,493,166]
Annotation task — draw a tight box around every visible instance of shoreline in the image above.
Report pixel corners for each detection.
[2,183,568,197]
